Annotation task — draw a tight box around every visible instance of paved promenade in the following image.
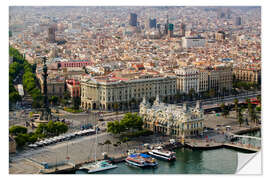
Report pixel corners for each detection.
[9,133,169,174]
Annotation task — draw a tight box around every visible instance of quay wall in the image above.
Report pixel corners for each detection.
[233,127,260,135]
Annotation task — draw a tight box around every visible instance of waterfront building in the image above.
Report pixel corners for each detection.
[80,71,177,111]
[198,64,233,94]
[175,67,199,94]
[182,36,206,48]
[198,70,209,93]
[233,67,261,83]
[140,96,204,137]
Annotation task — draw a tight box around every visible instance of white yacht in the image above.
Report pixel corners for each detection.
[79,160,117,173]
[149,147,176,161]
[79,126,117,173]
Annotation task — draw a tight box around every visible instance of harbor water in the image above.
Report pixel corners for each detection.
[76,148,238,174]
[75,130,260,174]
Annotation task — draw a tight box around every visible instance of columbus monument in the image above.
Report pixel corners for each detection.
[40,56,51,121]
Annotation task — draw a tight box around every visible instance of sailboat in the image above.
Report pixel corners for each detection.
[79,118,117,173]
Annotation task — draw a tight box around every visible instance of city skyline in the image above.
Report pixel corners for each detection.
[8,5,261,175]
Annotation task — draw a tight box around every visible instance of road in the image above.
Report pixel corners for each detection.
[183,91,260,106]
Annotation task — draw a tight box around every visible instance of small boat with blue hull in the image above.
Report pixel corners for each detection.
[125,153,158,167]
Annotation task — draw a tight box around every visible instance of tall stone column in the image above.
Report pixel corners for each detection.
[40,57,51,121]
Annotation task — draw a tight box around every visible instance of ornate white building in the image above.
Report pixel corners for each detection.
[140,96,204,138]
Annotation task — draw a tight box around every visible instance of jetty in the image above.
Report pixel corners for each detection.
[184,141,260,153]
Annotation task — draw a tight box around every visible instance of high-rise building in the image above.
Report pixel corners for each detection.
[180,23,186,37]
[48,26,56,43]
[168,23,174,37]
[235,16,242,26]
[149,18,157,29]
[129,13,137,27]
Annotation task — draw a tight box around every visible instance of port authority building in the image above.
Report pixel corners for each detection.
[140,96,204,138]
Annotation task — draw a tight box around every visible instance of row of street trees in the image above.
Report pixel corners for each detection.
[220,96,261,126]
[9,47,42,108]
[233,74,261,91]
[174,88,228,103]
[9,121,68,147]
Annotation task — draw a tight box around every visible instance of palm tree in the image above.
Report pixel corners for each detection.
[248,103,257,125]
[234,98,239,118]
[220,102,229,118]
[222,87,227,98]
[209,89,215,99]
[237,108,244,127]
[257,95,261,105]
[104,140,112,153]
[113,102,119,116]
[188,88,195,101]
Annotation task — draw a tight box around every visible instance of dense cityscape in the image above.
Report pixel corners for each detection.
[9,6,261,174]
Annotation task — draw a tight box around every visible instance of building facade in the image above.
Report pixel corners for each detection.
[149,18,157,29]
[182,37,206,48]
[36,70,65,98]
[233,68,261,83]
[48,26,56,43]
[59,60,92,68]
[140,96,204,138]
[129,13,138,27]
[175,67,199,94]
[66,79,81,98]
[80,72,177,111]
[197,65,233,94]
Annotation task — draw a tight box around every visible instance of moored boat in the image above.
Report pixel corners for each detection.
[139,153,158,166]
[125,153,158,167]
[79,160,117,173]
[125,154,148,167]
[148,148,176,161]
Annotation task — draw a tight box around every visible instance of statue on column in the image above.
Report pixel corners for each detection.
[40,57,51,121]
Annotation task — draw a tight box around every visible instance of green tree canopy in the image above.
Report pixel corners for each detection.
[107,113,143,134]
[9,125,27,136]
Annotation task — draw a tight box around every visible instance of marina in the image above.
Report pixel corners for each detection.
[76,147,239,174]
